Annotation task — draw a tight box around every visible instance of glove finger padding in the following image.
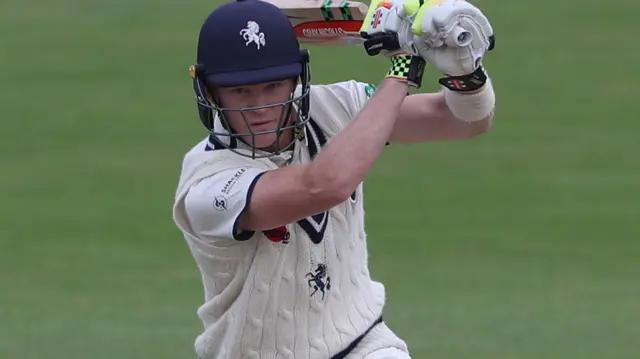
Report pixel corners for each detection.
[413,0,494,76]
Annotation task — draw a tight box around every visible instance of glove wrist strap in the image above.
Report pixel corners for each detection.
[362,33,401,56]
[438,66,488,92]
[386,54,427,88]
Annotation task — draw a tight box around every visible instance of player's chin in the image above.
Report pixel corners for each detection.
[244,132,280,149]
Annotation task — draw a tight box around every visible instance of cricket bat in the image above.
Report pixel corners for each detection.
[262,0,369,46]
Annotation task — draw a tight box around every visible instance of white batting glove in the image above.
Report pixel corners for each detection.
[360,0,422,57]
[360,0,428,87]
[411,0,495,77]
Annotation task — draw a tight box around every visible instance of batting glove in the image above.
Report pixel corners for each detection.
[360,0,427,88]
[411,0,495,91]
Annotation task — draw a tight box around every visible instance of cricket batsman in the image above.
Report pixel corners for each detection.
[172,0,496,357]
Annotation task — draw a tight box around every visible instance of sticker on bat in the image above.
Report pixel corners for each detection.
[293,20,362,39]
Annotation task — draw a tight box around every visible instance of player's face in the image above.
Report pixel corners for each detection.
[215,79,296,151]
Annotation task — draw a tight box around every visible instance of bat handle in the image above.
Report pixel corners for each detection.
[445,25,472,47]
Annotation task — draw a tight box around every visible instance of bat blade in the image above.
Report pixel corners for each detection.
[261,0,369,46]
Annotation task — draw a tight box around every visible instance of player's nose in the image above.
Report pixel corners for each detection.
[247,106,270,116]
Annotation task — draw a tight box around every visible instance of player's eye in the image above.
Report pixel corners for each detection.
[266,82,283,90]
[231,87,249,95]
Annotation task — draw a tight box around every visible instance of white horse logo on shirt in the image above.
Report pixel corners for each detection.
[240,21,266,49]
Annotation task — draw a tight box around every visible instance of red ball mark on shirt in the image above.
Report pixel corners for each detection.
[263,226,290,244]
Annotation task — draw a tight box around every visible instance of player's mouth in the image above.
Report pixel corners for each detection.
[251,119,274,127]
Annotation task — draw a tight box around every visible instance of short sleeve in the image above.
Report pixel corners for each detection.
[323,80,378,122]
[184,167,266,241]
[321,80,389,145]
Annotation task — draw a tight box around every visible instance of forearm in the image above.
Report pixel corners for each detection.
[389,78,494,143]
[238,79,407,231]
[307,78,409,196]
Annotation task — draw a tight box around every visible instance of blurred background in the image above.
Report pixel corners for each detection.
[1,0,638,358]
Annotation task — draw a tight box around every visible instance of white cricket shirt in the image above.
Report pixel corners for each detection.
[173,81,408,359]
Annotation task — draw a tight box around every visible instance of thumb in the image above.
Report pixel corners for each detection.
[398,0,422,18]
[410,0,447,36]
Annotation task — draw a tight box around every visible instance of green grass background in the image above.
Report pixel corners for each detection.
[1,0,639,358]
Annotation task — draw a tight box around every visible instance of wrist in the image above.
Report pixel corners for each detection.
[443,78,495,123]
[386,54,426,89]
[458,86,485,95]
[439,66,488,92]
[380,76,410,90]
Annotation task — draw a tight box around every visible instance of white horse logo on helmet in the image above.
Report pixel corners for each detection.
[240,21,266,49]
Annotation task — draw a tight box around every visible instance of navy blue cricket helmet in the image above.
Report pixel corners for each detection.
[190,0,311,158]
